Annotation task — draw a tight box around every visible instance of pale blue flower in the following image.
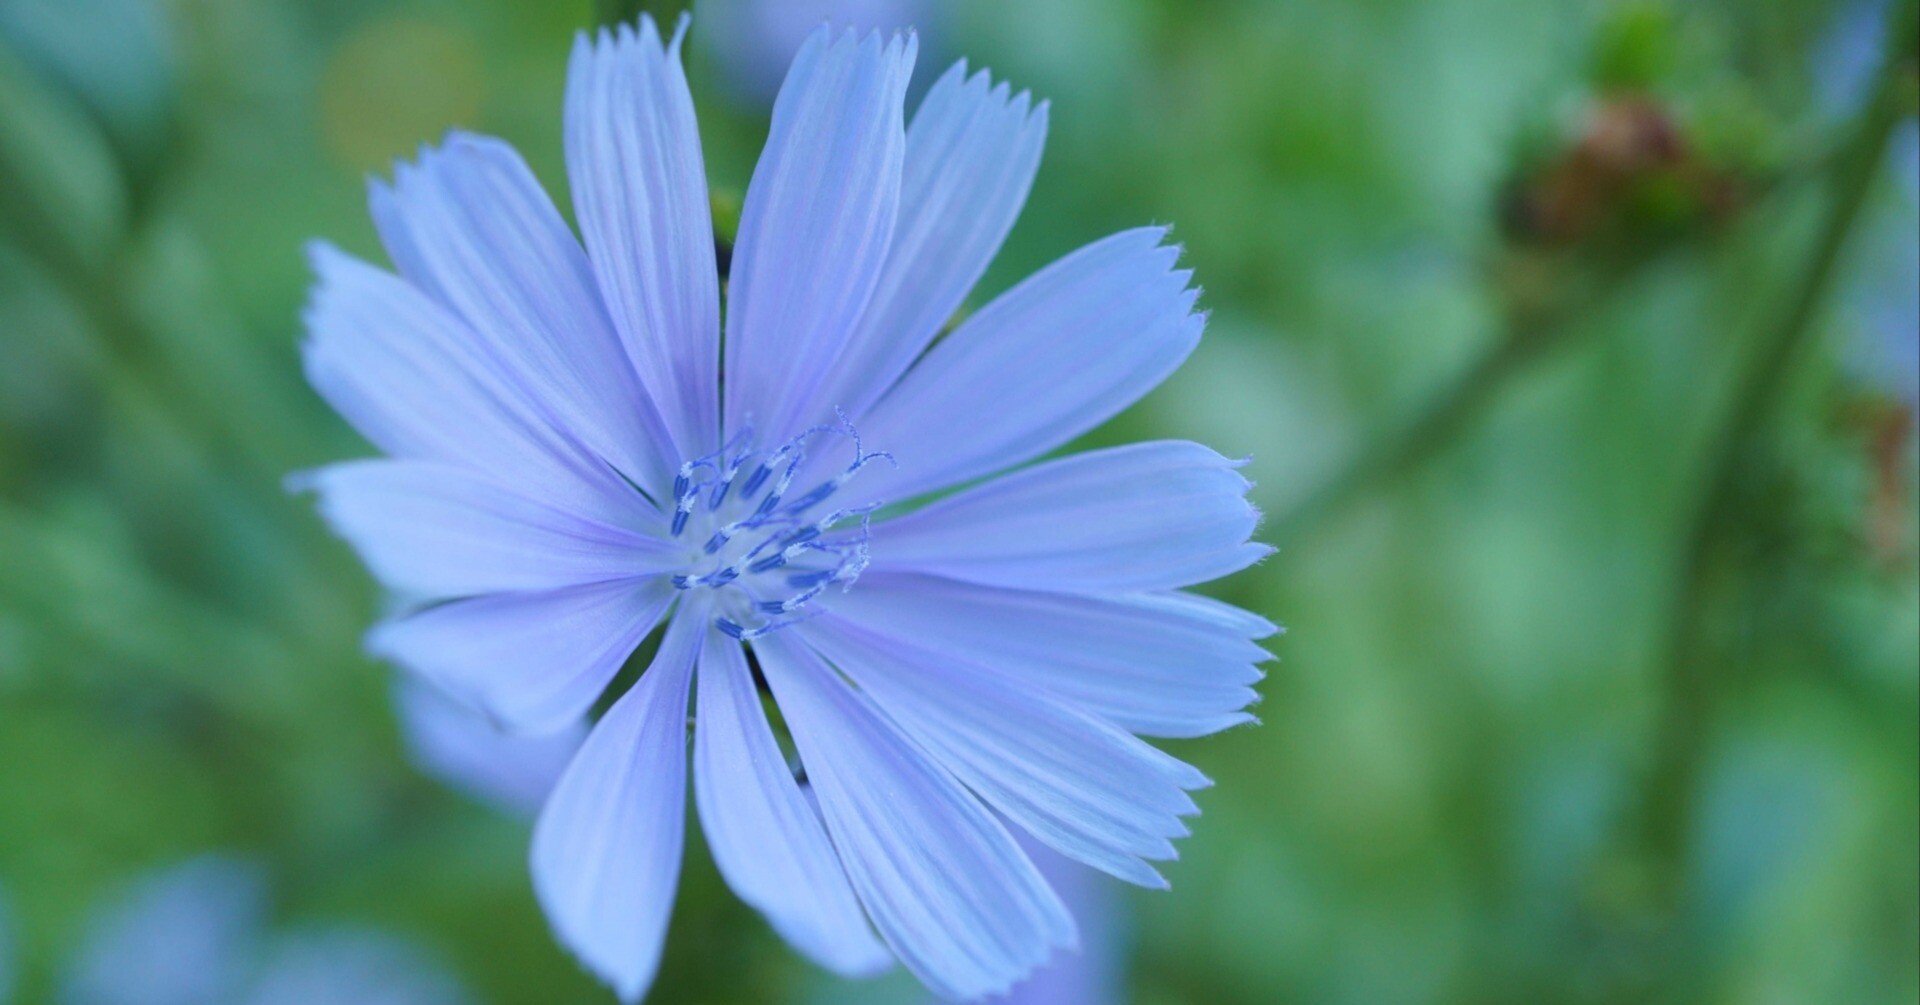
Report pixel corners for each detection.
[61,857,266,1005]
[394,677,584,817]
[984,846,1123,1004]
[59,857,471,1005]
[300,14,1273,1002]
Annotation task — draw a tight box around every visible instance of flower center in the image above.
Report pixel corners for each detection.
[666,418,891,640]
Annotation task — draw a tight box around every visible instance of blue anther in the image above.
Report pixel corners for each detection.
[782,482,836,514]
[748,552,789,574]
[716,617,747,640]
[673,565,740,589]
[786,569,836,588]
[707,445,753,511]
[670,509,690,536]
[739,463,774,498]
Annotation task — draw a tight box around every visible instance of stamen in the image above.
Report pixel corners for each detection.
[671,465,711,537]
[670,431,753,535]
[706,428,755,510]
[785,569,838,589]
[716,611,818,641]
[672,566,739,590]
[755,512,873,614]
[746,422,843,513]
[738,461,775,499]
[667,413,886,638]
[779,449,894,516]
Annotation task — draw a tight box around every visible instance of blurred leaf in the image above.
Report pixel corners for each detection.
[0,0,176,174]
[0,41,126,273]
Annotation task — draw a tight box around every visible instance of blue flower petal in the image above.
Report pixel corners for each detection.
[530,607,703,1004]
[306,459,676,600]
[753,632,1075,1001]
[61,857,267,1005]
[693,632,892,977]
[994,846,1124,1005]
[300,245,638,526]
[802,617,1208,889]
[872,440,1268,593]
[369,577,674,735]
[824,574,1273,739]
[820,59,1049,420]
[851,227,1203,505]
[394,677,585,818]
[723,26,916,444]
[565,17,722,460]
[370,134,680,498]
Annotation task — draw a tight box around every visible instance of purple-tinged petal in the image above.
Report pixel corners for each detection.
[851,228,1202,505]
[299,245,638,525]
[369,577,674,735]
[565,17,721,460]
[989,847,1123,1005]
[824,574,1273,739]
[394,678,586,818]
[872,440,1268,593]
[722,26,916,444]
[803,616,1207,888]
[530,606,703,1004]
[305,459,675,600]
[693,632,892,977]
[61,857,266,1005]
[371,134,678,498]
[820,59,1049,420]
[752,632,1075,1001]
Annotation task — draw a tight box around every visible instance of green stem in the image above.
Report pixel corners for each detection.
[1271,252,1654,543]
[1635,0,1916,913]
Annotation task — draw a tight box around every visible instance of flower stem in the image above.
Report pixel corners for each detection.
[1270,251,1655,543]
[1633,0,1916,919]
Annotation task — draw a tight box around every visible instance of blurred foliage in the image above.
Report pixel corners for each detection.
[1,0,1915,1003]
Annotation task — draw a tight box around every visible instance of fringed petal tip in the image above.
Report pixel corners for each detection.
[574,8,688,62]
[799,21,919,57]
[301,237,344,276]
[940,57,1049,128]
[361,129,503,202]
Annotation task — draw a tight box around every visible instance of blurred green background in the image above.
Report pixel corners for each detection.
[0,0,1915,1002]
